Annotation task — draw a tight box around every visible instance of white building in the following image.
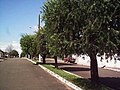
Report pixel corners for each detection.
[0,49,4,58]
[72,54,120,68]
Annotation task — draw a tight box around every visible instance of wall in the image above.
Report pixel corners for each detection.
[72,54,120,68]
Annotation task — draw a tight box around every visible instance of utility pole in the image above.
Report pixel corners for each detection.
[38,14,42,62]
[38,14,40,32]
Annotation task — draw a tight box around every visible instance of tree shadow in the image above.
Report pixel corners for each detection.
[53,62,74,66]
[60,67,90,72]
[99,77,120,90]
[72,78,106,90]
[38,61,90,72]
[73,77,120,90]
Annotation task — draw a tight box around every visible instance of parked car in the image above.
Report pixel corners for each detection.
[64,57,76,63]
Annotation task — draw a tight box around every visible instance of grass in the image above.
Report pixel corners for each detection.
[42,64,112,90]
[32,59,39,62]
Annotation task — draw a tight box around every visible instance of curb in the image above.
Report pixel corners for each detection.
[25,58,83,90]
[104,67,120,72]
[78,63,120,72]
[25,58,36,64]
[39,65,82,90]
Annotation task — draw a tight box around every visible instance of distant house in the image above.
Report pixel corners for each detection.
[0,49,4,58]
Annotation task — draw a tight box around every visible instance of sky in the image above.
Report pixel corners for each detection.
[0,0,46,54]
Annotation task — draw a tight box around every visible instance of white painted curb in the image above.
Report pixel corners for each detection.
[25,58,83,90]
[104,67,120,72]
[25,58,36,64]
[39,65,82,90]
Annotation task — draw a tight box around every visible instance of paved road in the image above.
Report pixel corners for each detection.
[0,58,72,90]
[46,59,120,90]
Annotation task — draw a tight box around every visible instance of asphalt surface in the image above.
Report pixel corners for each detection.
[0,58,72,90]
[46,59,120,90]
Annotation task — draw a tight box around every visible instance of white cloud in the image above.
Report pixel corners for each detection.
[0,41,22,55]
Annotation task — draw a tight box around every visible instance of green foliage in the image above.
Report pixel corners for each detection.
[79,0,120,55]
[9,50,19,57]
[42,0,120,56]
[29,34,38,57]
[36,28,50,57]
[42,0,83,58]
[20,34,38,58]
[20,51,26,57]
[42,0,120,82]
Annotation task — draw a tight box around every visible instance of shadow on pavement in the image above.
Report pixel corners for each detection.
[99,77,120,90]
[53,63,73,66]
[60,67,90,72]
[38,61,120,90]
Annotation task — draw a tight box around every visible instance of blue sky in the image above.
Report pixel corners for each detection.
[0,0,46,53]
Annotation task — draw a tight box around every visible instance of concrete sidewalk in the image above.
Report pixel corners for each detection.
[104,67,120,72]
[45,59,120,90]
[46,58,120,72]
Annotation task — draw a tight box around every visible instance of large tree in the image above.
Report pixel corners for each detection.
[9,50,19,57]
[20,34,37,58]
[79,0,120,83]
[42,0,120,83]
[5,44,14,53]
[36,28,50,64]
[29,34,38,58]
[42,0,82,67]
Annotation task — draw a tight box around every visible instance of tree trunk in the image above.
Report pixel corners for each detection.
[30,55,32,59]
[89,53,99,84]
[54,56,58,68]
[42,54,46,64]
[27,54,28,58]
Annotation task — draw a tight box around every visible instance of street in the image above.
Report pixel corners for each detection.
[0,58,72,90]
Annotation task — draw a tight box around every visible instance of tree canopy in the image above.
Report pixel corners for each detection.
[42,0,120,83]
[9,50,19,57]
[20,34,37,58]
[19,0,120,83]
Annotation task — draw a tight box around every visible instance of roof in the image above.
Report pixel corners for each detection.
[0,49,4,53]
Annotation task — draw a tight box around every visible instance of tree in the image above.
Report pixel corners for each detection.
[29,34,38,58]
[79,0,120,83]
[9,50,19,57]
[42,0,82,67]
[36,28,50,64]
[5,44,13,53]
[20,34,37,58]
[20,51,26,57]
[5,44,14,57]
[42,0,120,83]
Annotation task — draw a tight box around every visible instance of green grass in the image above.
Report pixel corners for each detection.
[42,64,112,90]
[32,59,39,62]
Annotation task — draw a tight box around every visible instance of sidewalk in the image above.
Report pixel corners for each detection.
[104,67,120,72]
[46,58,120,72]
[45,58,120,90]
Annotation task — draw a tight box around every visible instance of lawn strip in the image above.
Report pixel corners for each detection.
[42,64,112,90]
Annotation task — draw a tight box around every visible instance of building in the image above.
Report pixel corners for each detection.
[0,49,4,58]
[73,54,120,68]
